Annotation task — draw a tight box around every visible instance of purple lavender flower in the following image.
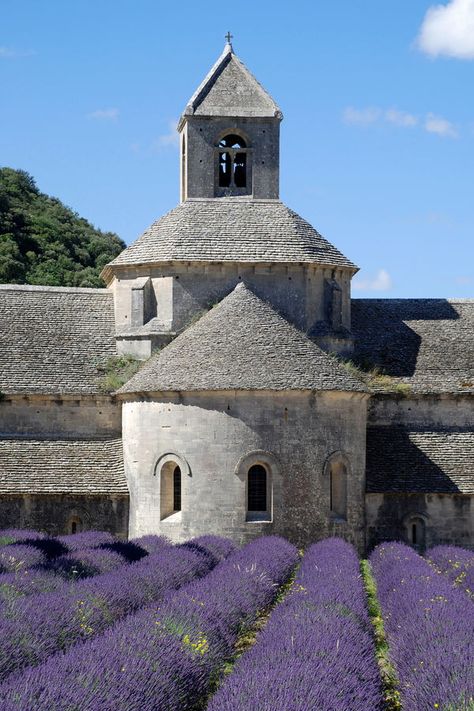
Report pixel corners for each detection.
[0,535,231,681]
[428,544,474,599]
[207,537,383,711]
[0,536,297,710]
[371,542,474,711]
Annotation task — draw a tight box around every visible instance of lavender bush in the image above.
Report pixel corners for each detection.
[56,531,116,552]
[0,535,297,710]
[0,544,47,573]
[207,537,383,711]
[371,542,474,711]
[0,535,231,681]
[45,547,126,579]
[0,529,47,545]
[428,544,474,599]
[0,569,67,603]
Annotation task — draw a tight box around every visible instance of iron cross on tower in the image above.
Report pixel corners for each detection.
[225,31,233,44]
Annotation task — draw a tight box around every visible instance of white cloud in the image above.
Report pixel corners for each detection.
[0,47,35,59]
[417,0,474,59]
[344,106,458,137]
[424,112,458,137]
[87,108,119,121]
[343,106,381,126]
[151,121,179,149]
[385,109,418,127]
[352,269,393,292]
[455,275,473,285]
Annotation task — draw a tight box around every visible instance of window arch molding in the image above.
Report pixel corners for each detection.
[323,451,351,522]
[153,452,191,480]
[153,452,191,522]
[215,127,250,149]
[235,450,280,523]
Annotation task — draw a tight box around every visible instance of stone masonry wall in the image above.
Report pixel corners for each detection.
[0,396,121,437]
[366,493,473,551]
[0,494,129,538]
[183,117,280,200]
[112,262,352,342]
[122,390,368,551]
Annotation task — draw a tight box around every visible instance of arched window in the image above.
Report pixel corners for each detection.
[218,134,248,189]
[160,461,183,520]
[248,464,267,512]
[406,516,426,551]
[324,453,348,521]
[68,516,83,535]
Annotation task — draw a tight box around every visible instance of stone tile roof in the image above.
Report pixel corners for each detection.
[0,437,127,495]
[352,299,474,394]
[118,283,366,394]
[366,427,474,494]
[180,43,281,121]
[107,200,356,271]
[0,285,116,395]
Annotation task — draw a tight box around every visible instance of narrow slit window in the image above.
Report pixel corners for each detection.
[330,461,347,520]
[173,465,181,512]
[248,464,267,511]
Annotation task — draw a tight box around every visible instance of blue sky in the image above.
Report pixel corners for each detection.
[1,0,473,297]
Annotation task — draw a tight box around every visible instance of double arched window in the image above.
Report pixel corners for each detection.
[218,134,248,189]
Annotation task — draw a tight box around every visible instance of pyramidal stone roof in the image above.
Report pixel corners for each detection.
[106,199,357,272]
[180,42,281,122]
[118,283,366,394]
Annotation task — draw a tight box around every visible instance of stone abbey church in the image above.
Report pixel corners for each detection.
[1,41,473,552]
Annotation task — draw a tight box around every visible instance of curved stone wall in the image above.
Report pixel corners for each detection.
[122,390,368,550]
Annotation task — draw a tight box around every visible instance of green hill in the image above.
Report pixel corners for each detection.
[0,168,125,287]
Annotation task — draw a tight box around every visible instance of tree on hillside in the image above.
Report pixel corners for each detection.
[0,168,125,287]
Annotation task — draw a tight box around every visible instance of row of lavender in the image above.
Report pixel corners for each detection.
[208,538,383,710]
[0,533,236,681]
[0,529,171,602]
[0,535,298,710]
[1,529,473,710]
[371,542,474,711]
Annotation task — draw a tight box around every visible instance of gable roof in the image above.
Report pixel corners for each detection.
[0,437,127,495]
[366,427,474,494]
[0,285,116,395]
[118,283,366,394]
[105,199,357,274]
[352,299,474,394]
[180,43,281,124]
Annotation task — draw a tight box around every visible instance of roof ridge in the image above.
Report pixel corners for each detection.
[0,284,110,295]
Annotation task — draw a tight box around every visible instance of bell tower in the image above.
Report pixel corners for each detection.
[177,37,283,201]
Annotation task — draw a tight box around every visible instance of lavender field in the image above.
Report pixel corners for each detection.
[0,529,472,711]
